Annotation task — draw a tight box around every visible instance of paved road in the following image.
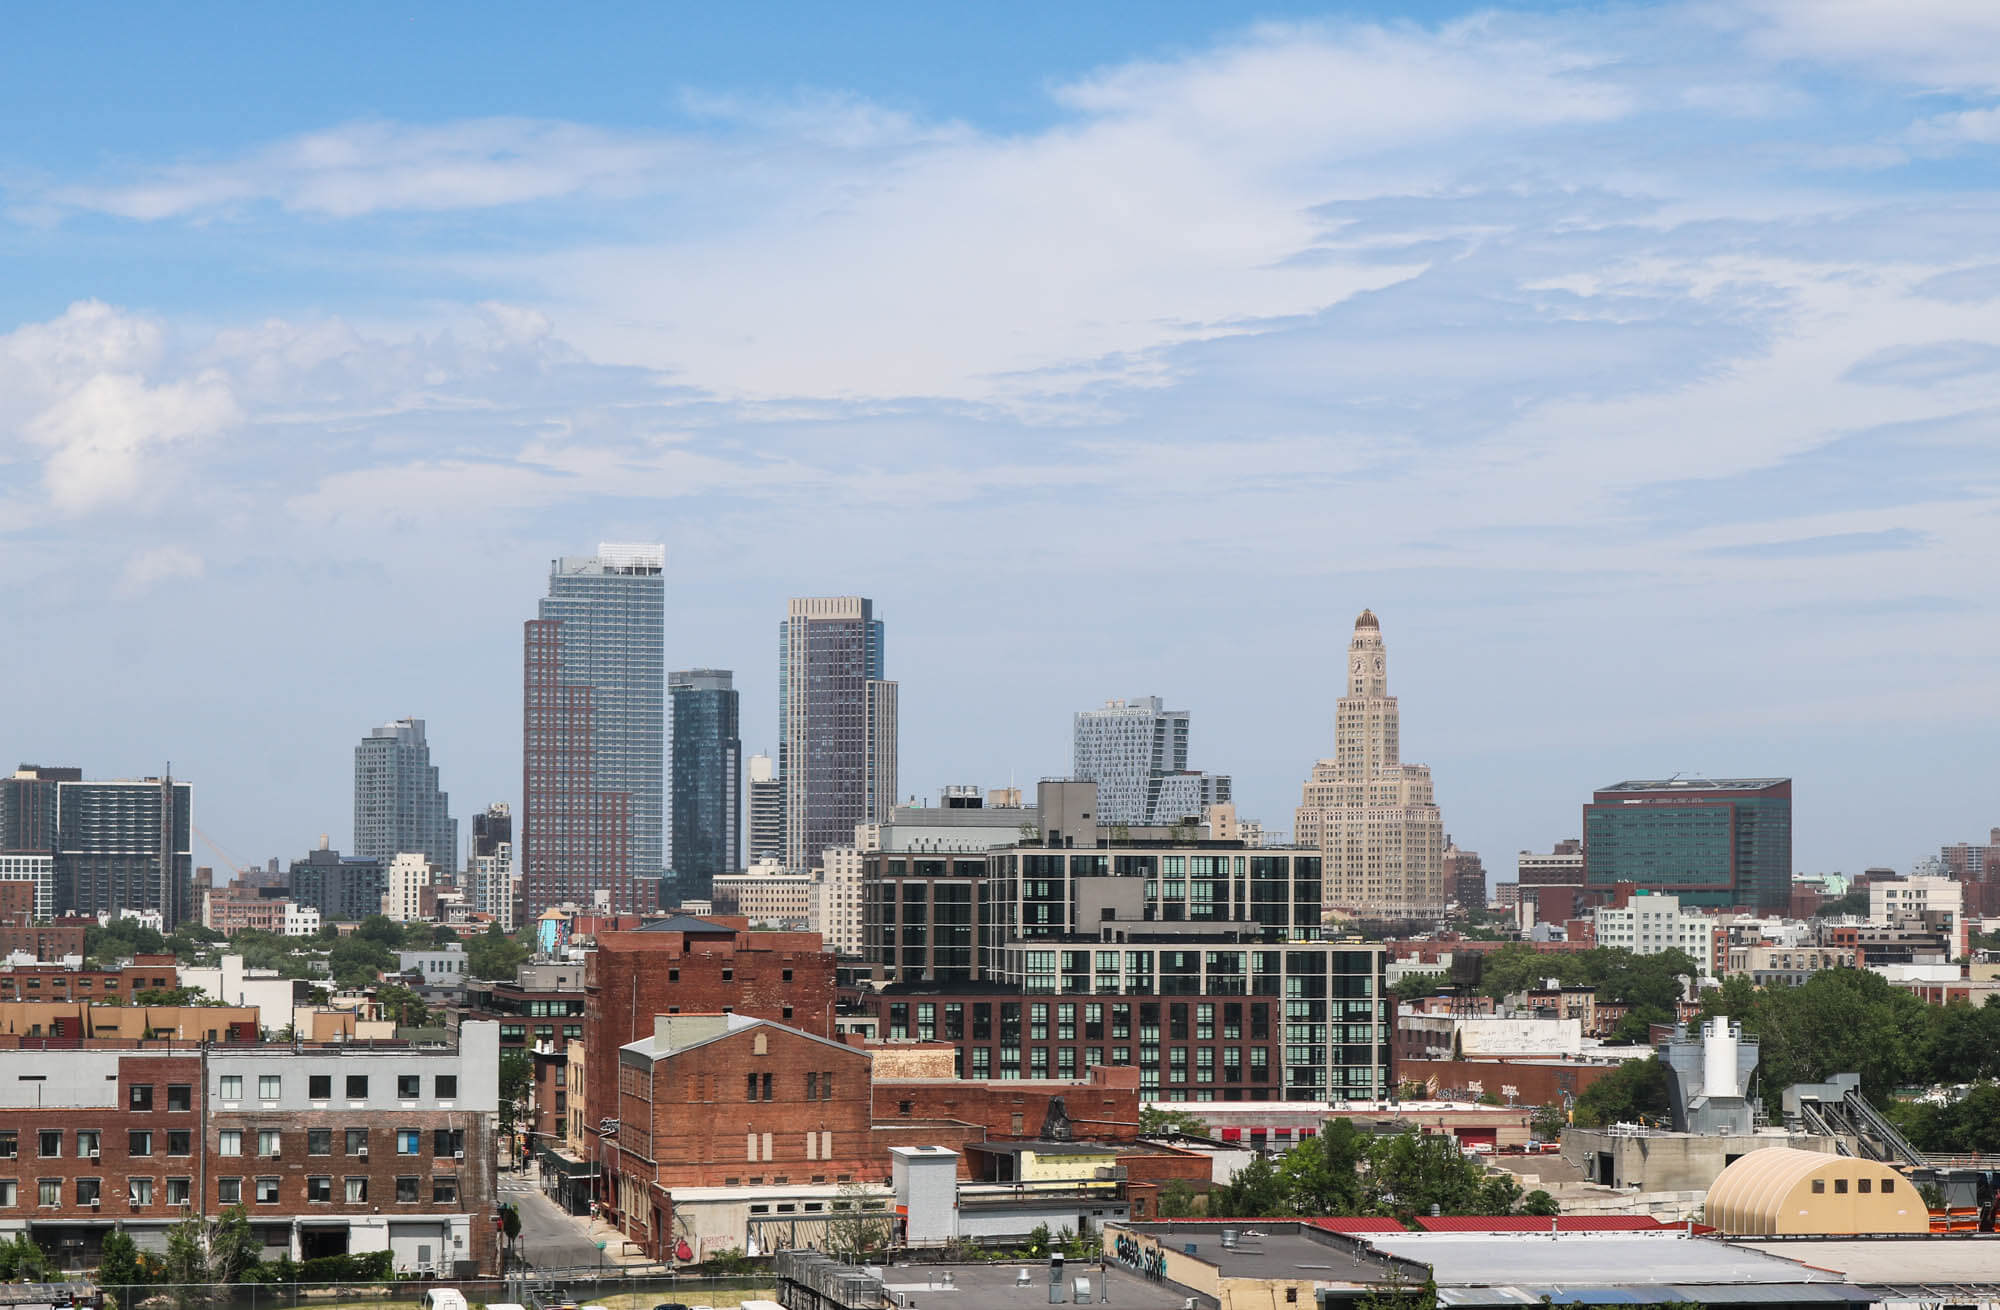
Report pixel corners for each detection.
[500,1173,612,1271]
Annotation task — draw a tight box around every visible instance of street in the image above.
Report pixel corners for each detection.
[500,1173,617,1271]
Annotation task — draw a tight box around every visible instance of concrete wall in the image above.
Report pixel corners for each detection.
[1562,1128,1836,1192]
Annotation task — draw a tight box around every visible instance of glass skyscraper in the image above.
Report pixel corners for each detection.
[1584,777,1793,912]
[352,717,457,870]
[523,543,665,915]
[780,596,896,871]
[669,669,742,902]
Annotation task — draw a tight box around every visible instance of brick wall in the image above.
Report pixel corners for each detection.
[871,1064,1141,1142]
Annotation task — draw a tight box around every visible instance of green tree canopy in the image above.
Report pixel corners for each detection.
[467,921,531,980]
[1139,1106,1214,1138]
[1573,1057,1670,1128]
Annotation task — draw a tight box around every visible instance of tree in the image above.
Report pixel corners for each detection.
[355,914,406,948]
[1520,1190,1560,1217]
[0,1232,49,1281]
[1529,1102,1567,1141]
[374,983,431,1028]
[1573,1058,1670,1128]
[1210,1152,1292,1217]
[498,1050,534,1150]
[160,1205,256,1309]
[1357,1270,1439,1310]
[1608,1004,1672,1045]
[1281,1119,1368,1215]
[1363,1131,1492,1220]
[828,1181,892,1259]
[431,924,460,947]
[327,936,396,987]
[86,917,168,966]
[1816,890,1870,918]
[467,922,531,981]
[1157,1179,1199,1218]
[98,1229,147,1307]
[1138,1106,1213,1138]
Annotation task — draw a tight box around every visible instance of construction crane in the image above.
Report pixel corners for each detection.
[192,823,257,882]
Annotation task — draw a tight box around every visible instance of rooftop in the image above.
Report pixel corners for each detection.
[1363,1232,1826,1290]
[1120,1222,1409,1286]
[1597,777,1790,793]
[876,1262,1193,1309]
[1741,1237,2000,1292]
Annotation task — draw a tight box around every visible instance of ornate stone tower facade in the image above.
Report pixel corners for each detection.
[1295,610,1447,920]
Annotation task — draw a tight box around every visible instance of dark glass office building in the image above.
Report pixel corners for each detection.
[288,846,388,922]
[669,668,742,902]
[56,776,195,929]
[1584,777,1792,912]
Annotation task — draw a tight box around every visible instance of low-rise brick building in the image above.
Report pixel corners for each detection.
[0,1022,501,1274]
[608,1014,875,1260]
[0,955,183,1003]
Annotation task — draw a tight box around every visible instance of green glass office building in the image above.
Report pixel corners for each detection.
[1584,777,1792,912]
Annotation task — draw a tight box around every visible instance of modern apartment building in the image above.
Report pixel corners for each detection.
[780,597,896,872]
[352,719,456,872]
[289,844,387,924]
[523,544,666,916]
[465,803,517,931]
[1869,875,1967,958]
[1295,611,1446,920]
[56,775,196,929]
[1583,778,1792,912]
[1072,697,1183,827]
[0,766,69,920]
[0,1023,500,1273]
[669,669,742,902]
[746,753,784,865]
[1590,892,1717,976]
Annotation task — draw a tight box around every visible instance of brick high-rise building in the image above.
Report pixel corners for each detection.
[523,545,665,916]
[1295,610,1446,920]
[780,597,896,871]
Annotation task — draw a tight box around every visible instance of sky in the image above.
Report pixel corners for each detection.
[4,1,2000,881]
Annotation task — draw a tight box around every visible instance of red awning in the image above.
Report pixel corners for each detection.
[1219,1128,1242,1141]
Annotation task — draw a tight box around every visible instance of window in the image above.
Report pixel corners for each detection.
[257,1075,280,1099]
[167,1130,192,1156]
[345,1075,368,1098]
[219,1130,243,1157]
[433,1178,458,1204]
[0,1131,14,1159]
[1858,1178,1872,1193]
[256,1177,279,1204]
[807,1073,819,1099]
[219,1075,242,1100]
[258,1130,282,1158]
[309,1074,331,1099]
[1835,1178,1849,1194]
[129,1131,153,1157]
[308,1128,331,1156]
[821,1074,833,1101]
[0,1180,12,1207]
[433,1129,464,1157]
[130,1083,154,1111]
[167,1178,190,1206]
[130,1177,154,1206]
[395,1176,420,1204]
[397,1129,421,1155]
[306,1175,332,1203]
[1883,1179,1896,1194]
[398,1075,421,1099]
[746,1073,758,1102]
[218,1178,242,1205]
[167,1085,192,1112]
[39,1180,60,1208]
[435,1075,457,1098]
[1811,1179,1825,1194]
[346,1128,369,1155]
[78,1131,100,1158]
[345,1177,367,1203]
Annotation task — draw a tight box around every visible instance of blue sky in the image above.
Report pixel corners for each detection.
[5,1,2000,880]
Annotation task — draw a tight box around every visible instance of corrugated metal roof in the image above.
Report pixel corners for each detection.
[1304,1217,1410,1233]
[1413,1216,1677,1232]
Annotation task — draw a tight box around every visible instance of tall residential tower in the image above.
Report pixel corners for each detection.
[522,543,665,915]
[353,718,457,871]
[1071,697,1231,826]
[669,668,742,902]
[780,597,896,871]
[1295,610,1446,919]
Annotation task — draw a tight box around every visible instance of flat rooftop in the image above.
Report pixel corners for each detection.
[1597,777,1789,793]
[1121,1222,1405,1287]
[1364,1232,1829,1290]
[877,1261,1195,1308]
[1742,1237,2000,1292]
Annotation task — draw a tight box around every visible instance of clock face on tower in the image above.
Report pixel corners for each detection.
[1373,656,1384,673]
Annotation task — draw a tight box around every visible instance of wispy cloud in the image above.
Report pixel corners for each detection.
[1703,528,1928,559]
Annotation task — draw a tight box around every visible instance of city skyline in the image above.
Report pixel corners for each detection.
[4,5,2000,880]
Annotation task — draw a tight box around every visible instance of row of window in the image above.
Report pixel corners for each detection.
[1,1127,463,1159]
[215,1073,458,1101]
[0,1176,462,1208]
[498,1024,583,1043]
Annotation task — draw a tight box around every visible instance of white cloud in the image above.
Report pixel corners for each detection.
[1737,0,2000,91]
[45,119,687,220]
[0,302,240,514]
[119,544,204,593]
